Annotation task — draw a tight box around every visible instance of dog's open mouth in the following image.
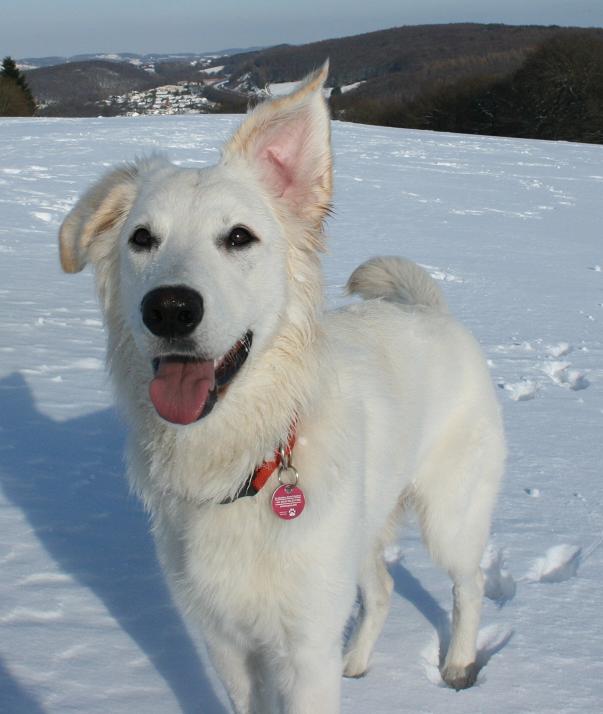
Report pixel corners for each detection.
[149,331,252,425]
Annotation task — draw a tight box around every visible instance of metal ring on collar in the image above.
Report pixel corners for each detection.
[278,444,291,470]
[277,465,299,487]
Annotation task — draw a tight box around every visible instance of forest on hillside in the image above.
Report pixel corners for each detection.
[331,31,603,144]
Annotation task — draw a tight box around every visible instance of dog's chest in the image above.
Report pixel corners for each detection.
[174,501,318,638]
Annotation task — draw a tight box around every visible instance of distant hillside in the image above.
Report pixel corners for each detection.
[17,48,263,70]
[219,23,603,98]
[22,23,603,120]
[27,61,162,116]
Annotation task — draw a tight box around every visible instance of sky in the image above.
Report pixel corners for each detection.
[3,0,603,58]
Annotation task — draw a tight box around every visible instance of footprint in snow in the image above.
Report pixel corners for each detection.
[383,543,403,564]
[493,341,535,354]
[524,487,540,497]
[545,342,572,358]
[541,361,589,391]
[475,624,514,671]
[32,211,54,223]
[525,544,582,584]
[420,263,464,283]
[498,379,538,401]
[481,545,516,605]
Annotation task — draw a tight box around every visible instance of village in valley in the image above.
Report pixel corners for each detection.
[102,64,227,115]
[104,80,216,115]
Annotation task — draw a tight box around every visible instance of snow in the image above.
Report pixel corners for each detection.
[268,81,333,98]
[340,80,366,93]
[267,81,304,96]
[200,65,224,75]
[1,115,602,713]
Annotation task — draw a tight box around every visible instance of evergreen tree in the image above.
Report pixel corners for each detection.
[1,56,20,81]
[1,56,36,114]
[0,77,32,116]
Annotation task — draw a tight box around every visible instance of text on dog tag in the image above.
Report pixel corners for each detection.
[271,484,305,520]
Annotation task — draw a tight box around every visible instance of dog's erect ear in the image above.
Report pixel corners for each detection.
[59,165,137,273]
[222,61,332,226]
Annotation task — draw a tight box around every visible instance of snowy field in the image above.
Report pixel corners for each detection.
[0,115,602,713]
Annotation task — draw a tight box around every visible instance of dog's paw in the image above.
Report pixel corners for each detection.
[441,662,479,690]
[342,648,370,679]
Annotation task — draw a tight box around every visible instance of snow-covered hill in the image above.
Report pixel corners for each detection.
[0,116,602,713]
[17,49,259,71]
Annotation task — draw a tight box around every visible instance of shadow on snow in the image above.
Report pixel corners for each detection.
[0,372,227,714]
[0,656,47,714]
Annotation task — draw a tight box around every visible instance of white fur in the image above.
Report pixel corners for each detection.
[59,63,505,712]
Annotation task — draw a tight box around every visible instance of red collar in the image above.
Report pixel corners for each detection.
[250,428,296,492]
[221,428,296,503]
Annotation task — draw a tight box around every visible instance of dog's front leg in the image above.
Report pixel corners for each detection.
[282,642,342,714]
[204,629,254,714]
[207,634,286,714]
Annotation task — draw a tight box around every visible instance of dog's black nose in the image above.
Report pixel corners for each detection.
[141,286,204,338]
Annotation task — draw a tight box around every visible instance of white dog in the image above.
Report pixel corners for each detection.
[59,63,505,713]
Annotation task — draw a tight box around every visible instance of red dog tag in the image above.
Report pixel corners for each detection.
[271,484,305,520]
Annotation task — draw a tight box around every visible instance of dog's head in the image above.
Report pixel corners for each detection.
[59,63,331,427]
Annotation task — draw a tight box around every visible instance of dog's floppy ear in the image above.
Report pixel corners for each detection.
[59,165,137,273]
[222,60,332,226]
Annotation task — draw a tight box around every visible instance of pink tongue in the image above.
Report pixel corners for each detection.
[149,359,215,425]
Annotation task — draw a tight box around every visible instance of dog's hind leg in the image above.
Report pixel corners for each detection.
[417,506,487,689]
[413,428,503,690]
[343,546,393,678]
[414,422,504,689]
[441,569,484,689]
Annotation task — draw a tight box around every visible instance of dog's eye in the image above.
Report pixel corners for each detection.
[226,226,257,250]
[129,227,157,251]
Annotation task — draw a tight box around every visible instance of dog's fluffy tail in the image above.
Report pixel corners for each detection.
[347,256,448,312]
